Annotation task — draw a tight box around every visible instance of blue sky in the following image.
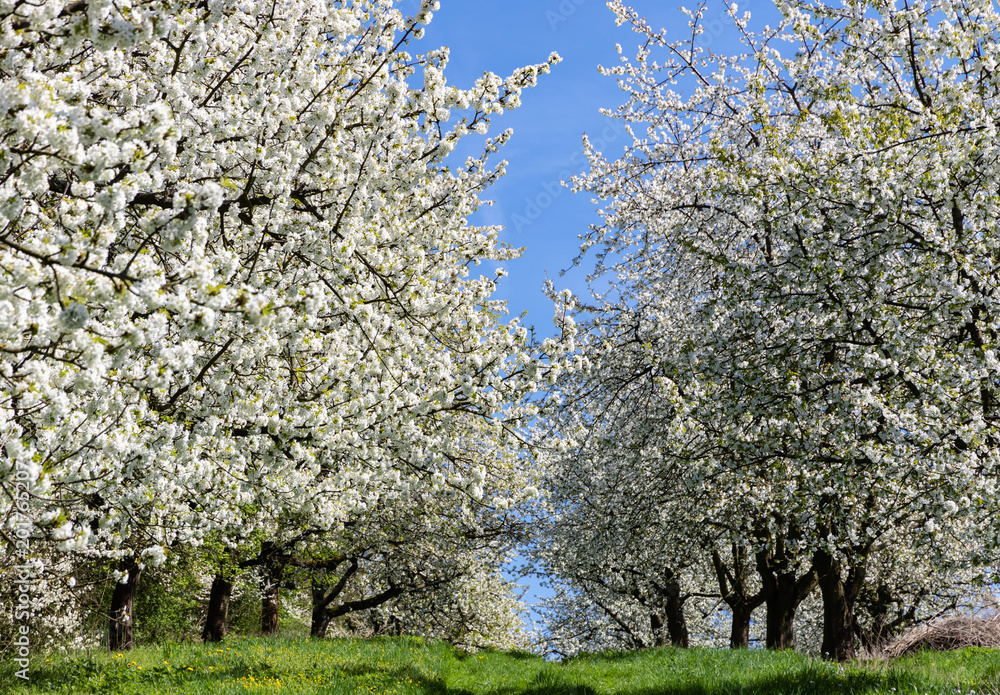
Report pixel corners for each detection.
[396,0,773,627]
[398,0,765,338]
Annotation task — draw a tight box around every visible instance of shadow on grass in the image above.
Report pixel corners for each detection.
[462,661,930,695]
[560,649,644,665]
[529,669,926,695]
[9,645,994,695]
[4,663,939,695]
[453,648,541,662]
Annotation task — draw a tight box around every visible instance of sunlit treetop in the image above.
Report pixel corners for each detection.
[0,0,557,565]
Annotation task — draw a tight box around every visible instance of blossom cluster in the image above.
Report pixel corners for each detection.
[533,0,1000,659]
[0,0,554,633]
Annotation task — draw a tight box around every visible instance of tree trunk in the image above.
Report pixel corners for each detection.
[650,611,668,647]
[261,571,282,635]
[712,547,764,649]
[855,583,890,651]
[856,583,916,651]
[763,580,797,650]
[109,559,141,651]
[730,602,754,649]
[756,545,817,651]
[815,548,865,661]
[663,580,689,648]
[308,558,358,639]
[311,583,332,639]
[202,572,233,642]
[260,541,284,636]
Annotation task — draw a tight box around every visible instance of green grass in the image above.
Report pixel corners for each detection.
[2,636,998,695]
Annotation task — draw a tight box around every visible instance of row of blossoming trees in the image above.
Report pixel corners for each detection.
[0,0,561,651]
[530,0,1000,661]
[2,0,1000,662]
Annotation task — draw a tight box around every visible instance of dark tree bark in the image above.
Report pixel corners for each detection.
[327,584,404,620]
[311,584,333,639]
[108,558,141,651]
[310,558,358,638]
[260,541,285,636]
[628,569,688,648]
[305,552,457,638]
[763,579,797,649]
[855,583,893,651]
[261,572,283,635]
[815,548,866,661]
[712,546,765,649]
[662,577,689,648]
[308,558,420,638]
[596,589,649,650]
[730,601,755,650]
[855,583,923,651]
[202,572,233,642]
[756,539,817,650]
[650,611,667,647]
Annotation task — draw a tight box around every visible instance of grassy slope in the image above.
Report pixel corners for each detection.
[2,636,998,695]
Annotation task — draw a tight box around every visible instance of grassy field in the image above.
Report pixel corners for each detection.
[2,636,998,695]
